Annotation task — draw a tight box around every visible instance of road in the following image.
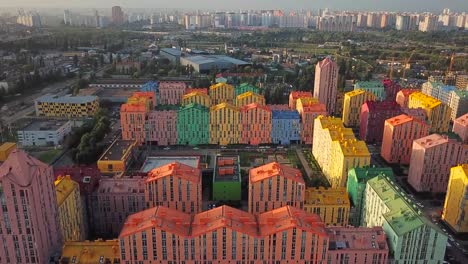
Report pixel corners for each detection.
[295,147,313,180]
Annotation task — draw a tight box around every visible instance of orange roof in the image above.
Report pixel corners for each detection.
[249,162,304,184]
[297,97,319,107]
[240,103,271,113]
[119,206,191,238]
[398,89,419,97]
[191,206,258,237]
[120,103,147,112]
[258,206,326,236]
[186,88,208,94]
[302,103,327,113]
[146,162,201,184]
[290,91,312,99]
[386,114,416,126]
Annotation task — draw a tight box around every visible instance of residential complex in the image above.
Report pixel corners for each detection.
[236,91,265,107]
[354,81,386,101]
[213,155,241,201]
[209,103,240,145]
[314,57,339,114]
[97,140,137,174]
[442,165,468,233]
[270,109,301,145]
[360,100,402,143]
[453,113,468,143]
[60,240,120,264]
[289,91,312,110]
[408,92,452,133]
[396,89,419,108]
[177,103,210,145]
[342,89,376,127]
[209,82,235,105]
[120,91,154,144]
[55,175,86,241]
[381,114,430,164]
[304,187,350,226]
[422,81,468,120]
[408,133,467,193]
[182,90,211,107]
[17,120,72,147]
[145,162,202,213]
[235,82,260,96]
[146,110,178,145]
[239,103,272,145]
[249,162,305,214]
[0,150,61,263]
[364,176,447,263]
[158,81,187,105]
[35,94,99,118]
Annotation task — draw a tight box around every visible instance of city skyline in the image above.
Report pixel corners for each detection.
[1,0,468,12]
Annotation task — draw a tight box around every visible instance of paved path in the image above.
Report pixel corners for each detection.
[295,148,313,180]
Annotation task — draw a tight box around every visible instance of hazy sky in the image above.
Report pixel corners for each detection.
[1,0,467,12]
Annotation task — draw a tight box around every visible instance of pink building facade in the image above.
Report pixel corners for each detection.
[120,104,147,144]
[326,227,389,264]
[381,114,430,164]
[159,81,187,105]
[382,79,401,101]
[453,113,468,143]
[396,89,419,108]
[408,134,468,193]
[91,177,146,238]
[147,110,178,146]
[288,91,312,110]
[240,103,272,145]
[314,57,339,115]
[0,150,62,264]
[301,104,327,144]
[360,101,401,143]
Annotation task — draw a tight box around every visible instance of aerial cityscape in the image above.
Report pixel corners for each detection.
[0,1,467,263]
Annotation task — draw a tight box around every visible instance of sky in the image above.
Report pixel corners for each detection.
[0,0,467,12]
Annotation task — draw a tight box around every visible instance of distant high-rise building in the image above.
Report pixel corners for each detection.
[112,6,125,25]
[16,11,41,27]
[64,9,72,25]
[314,57,339,114]
[419,15,439,32]
[396,15,411,30]
[0,150,62,263]
[94,10,100,28]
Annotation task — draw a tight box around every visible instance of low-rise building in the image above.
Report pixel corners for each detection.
[304,187,350,226]
[360,101,401,143]
[160,48,181,64]
[453,113,468,143]
[0,142,16,161]
[60,240,120,264]
[342,89,376,127]
[17,120,72,147]
[213,155,241,201]
[442,164,468,233]
[97,140,137,174]
[35,94,99,118]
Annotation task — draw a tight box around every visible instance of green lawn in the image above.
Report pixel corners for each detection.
[37,149,63,164]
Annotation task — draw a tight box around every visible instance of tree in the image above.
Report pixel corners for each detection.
[73,55,79,67]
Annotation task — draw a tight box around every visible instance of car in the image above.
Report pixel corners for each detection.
[163,147,170,150]
[277,146,284,149]
[221,146,227,149]
[193,147,199,150]
[442,228,447,232]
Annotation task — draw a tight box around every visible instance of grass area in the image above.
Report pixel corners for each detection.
[36,149,63,164]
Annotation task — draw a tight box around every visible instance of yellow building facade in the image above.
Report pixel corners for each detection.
[55,175,86,241]
[304,187,350,226]
[0,142,16,161]
[342,89,376,127]
[97,140,136,174]
[296,97,319,115]
[236,91,265,107]
[408,92,452,133]
[442,164,468,233]
[60,240,120,264]
[35,95,99,118]
[210,103,240,145]
[182,91,211,107]
[209,83,235,105]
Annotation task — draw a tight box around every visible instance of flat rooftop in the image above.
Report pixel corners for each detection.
[327,227,388,251]
[214,155,240,182]
[36,94,97,104]
[60,240,120,264]
[141,156,200,173]
[21,120,70,131]
[99,140,135,161]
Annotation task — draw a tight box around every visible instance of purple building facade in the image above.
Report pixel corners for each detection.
[360,101,401,143]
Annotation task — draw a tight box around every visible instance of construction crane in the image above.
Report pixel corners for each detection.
[402,50,416,79]
[389,57,395,80]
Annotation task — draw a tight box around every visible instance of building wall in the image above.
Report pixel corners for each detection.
[381,115,430,165]
[120,106,147,145]
[182,92,211,107]
[210,103,240,145]
[329,140,370,188]
[177,104,210,145]
[453,113,468,143]
[271,110,301,145]
[342,89,376,127]
[236,92,265,107]
[17,121,72,147]
[408,92,451,133]
[304,187,350,226]
[35,97,99,118]
[443,165,468,233]
[314,58,339,115]
[359,101,401,143]
[240,104,271,145]
[235,83,259,96]
[158,81,186,105]
[97,141,136,174]
[408,134,467,193]
[56,176,86,242]
[0,142,16,161]
[147,110,178,146]
[209,83,235,105]
[300,105,327,145]
[288,91,312,110]
[395,89,418,108]
[449,90,468,120]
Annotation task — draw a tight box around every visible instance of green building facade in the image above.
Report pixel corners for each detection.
[213,155,241,201]
[235,83,260,96]
[354,81,386,101]
[347,166,394,227]
[177,103,210,145]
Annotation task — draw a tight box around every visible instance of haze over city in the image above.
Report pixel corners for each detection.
[1,0,468,12]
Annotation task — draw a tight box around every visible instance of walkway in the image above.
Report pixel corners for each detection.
[295,148,313,180]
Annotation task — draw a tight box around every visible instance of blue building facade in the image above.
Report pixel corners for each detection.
[271,110,301,145]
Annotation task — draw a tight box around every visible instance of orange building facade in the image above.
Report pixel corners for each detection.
[248,162,305,214]
[300,104,328,145]
[120,92,155,144]
[145,162,202,213]
[239,103,272,145]
[289,91,313,110]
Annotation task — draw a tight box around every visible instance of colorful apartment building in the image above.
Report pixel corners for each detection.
[121,92,154,144]
[209,82,235,105]
[177,103,210,145]
[304,187,350,226]
[342,89,376,127]
[119,205,329,263]
[347,167,394,227]
[289,91,313,110]
[55,175,86,242]
[442,164,468,233]
[421,82,465,120]
[271,109,301,145]
[185,88,208,94]
[396,89,419,108]
[91,177,146,238]
[60,240,120,264]
[314,57,338,115]
[181,91,211,107]
[158,81,187,105]
[97,140,137,174]
[453,113,468,143]
[382,79,401,101]
[235,83,260,96]
[0,150,61,264]
[300,103,327,145]
[354,81,386,101]
[249,162,305,214]
[326,227,389,264]
[213,155,241,201]
[381,114,430,164]
[145,162,202,213]
[449,90,468,120]
[35,94,99,118]
[360,100,402,143]
[364,176,447,263]
[236,91,265,107]
[209,103,240,145]
[0,142,16,161]
[408,92,451,133]
[239,103,272,145]
[146,110,178,146]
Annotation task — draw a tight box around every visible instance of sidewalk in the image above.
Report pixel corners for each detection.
[295,148,313,180]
